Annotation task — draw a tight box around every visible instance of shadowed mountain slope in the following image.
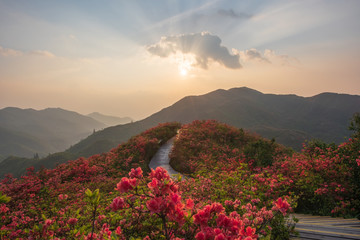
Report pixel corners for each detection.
[0,107,106,159]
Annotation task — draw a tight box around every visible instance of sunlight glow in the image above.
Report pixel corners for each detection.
[180,68,188,76]
[176,53,195,77]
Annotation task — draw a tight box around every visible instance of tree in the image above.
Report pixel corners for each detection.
[349,112,360,138]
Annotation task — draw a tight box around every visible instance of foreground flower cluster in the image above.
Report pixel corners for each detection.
[108,166,292,239]
[0,123,181,239]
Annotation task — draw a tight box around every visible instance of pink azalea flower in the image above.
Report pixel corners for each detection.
[58,194,68,201]
[195,231,205,240]
[274,197,290,216]
[67,218,78,225]
[115,226,122,235]
[111,197,126,211]
[0,204,9,213]
[241,226,257,239]
[146,198,162,213]
[214,233,226,240]
[186,198,194,209]
[129,167,143,179]
[116,177,137,193]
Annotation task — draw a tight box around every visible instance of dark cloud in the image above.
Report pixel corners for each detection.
[147,32,241,69]
[217,9,253,19]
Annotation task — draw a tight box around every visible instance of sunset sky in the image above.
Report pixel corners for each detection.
[1,0,359,120]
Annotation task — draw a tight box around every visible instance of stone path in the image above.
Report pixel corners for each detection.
[292,214,360,239]
[149,137,181,178]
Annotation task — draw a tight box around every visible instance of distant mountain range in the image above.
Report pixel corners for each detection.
[1,87,359,178]
[87,112,133,126]
[0,107,132,161]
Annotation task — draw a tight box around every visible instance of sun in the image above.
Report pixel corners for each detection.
[179,67,188,76]
[175,53,195,77]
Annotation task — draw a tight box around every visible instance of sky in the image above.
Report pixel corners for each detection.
[0,0,359,120]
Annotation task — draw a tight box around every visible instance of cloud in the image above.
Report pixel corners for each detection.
[0,46,23,57]
[236,48,270,63]
[147,32,241,69]
[264,49,300,66]
[217,9,253,19]
[234,48,299,66]
[69,34,77,40]
[0,45,56,58]
[29,50,55,58]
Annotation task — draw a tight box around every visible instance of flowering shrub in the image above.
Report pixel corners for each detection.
[0,122,180,239]
[0,119,358,239]
[169,120,290,174]
[108,167,293,239]
[171,120,360,218]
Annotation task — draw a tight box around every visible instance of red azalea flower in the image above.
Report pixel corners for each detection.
[186,198,194,209]
[115,226,122,235]
[116,177,136,193]
[67,218,78,225]
[274,197,290,216]
[241,226,257,239]
[129,167,143,179]
[111,197,126,211]
[146,198,162,213]
[195,231,205,240]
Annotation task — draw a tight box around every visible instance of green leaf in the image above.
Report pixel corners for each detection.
[0,191,11,204]
[85,188,93,197]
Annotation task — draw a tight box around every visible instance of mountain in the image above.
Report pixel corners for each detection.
[0,107,106,160]
[1,87,359,178]
[87,112,133,126]
[68,87,359,156]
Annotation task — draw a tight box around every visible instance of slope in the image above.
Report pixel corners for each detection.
[69,87,359,157]
[87,112,133,126]
[0,107,106,158]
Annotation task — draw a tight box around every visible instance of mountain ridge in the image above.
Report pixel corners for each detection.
[1,87,359,178]
[64,87,360,156]
[87,112,133,126]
